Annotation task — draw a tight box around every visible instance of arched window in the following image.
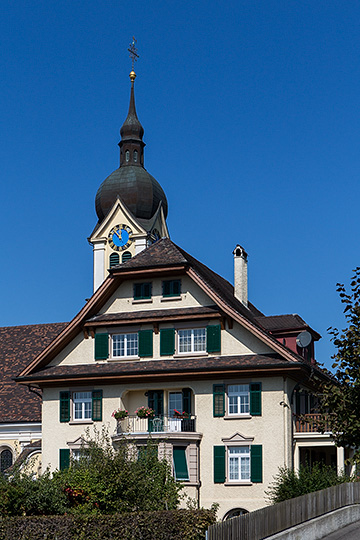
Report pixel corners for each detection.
[109,253,119,268]
[0,449,13,473]
[133,150,138,163]
[223,508,248,521]
[122,251,132,262]
[125,150,130,162]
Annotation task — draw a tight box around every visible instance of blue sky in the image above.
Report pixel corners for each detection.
[1,1,359,369]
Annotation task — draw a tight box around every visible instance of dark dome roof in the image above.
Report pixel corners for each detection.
[95,165,168,222]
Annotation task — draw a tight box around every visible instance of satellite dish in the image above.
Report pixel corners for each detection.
[296,331,312,348]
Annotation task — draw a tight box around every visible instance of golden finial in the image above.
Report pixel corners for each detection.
[128,37,139,81]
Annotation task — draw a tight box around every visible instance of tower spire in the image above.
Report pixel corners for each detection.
[119,37,144,167]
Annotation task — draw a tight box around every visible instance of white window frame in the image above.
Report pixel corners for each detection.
[228,446,251,482]
[177,328,206,354]
[227,384,250,416]
[73,391,92,421]
[112,332,139,358]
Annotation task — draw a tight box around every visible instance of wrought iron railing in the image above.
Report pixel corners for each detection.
[116,415,196,435]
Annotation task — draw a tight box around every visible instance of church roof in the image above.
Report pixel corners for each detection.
[0,322,67,422]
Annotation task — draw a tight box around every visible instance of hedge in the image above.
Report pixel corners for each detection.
[0,509,216,540]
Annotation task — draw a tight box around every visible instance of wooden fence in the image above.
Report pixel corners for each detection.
[207,482,360,540]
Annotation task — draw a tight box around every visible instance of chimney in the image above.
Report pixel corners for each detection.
[233,245,248,307]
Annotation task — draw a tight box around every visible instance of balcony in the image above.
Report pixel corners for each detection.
[294,413,330,434]
[115,415,197,436]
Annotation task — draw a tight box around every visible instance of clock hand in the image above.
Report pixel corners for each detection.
[113,229,122,241]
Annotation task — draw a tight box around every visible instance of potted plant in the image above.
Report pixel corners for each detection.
[112,409,128,420]
[173,409,189,419]
[135,406,155,419]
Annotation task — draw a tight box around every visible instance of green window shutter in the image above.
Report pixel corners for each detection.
[95,333,109,360]
[92,390,103,421]
[59,391,70,422]
[109,253,119,268]
[134,283,142,299]
[122,251,132,262]
[207,325,221,353]
[173,446,189,480]
[139,329,153,357]
[250,382,262,416]
[160,328,175,355]
[213,446,226,483]
[162,280,171,296]
[182,388,192,414]
[143,282,152,298]
[148,390,164,416]
[251,445,263,483]
[213,384,225,417]
[172,280,181,296]
[59,448,70,471]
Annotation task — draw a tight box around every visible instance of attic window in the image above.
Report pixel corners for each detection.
[162,279,181,297]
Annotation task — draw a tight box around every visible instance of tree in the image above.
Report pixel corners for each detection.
[317,267,360,463]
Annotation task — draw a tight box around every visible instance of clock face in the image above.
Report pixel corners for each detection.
[108,224,133,251]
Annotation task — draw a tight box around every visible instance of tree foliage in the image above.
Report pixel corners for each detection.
[317,267,360,461]
[0,428,182,516]
[266,463,352,504]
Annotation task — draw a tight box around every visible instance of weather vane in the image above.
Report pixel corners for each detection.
[128,37,139,71]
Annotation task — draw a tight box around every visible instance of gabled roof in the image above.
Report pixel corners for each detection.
[18,239,313,380]
[255,314,321,340]
[0,322,67,422]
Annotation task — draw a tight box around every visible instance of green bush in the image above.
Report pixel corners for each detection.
[0,509,216,540]
[266,463,353,504]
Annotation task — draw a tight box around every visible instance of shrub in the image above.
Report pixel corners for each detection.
[266,463,353,504]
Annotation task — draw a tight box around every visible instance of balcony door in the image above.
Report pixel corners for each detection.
[148,390,164,432]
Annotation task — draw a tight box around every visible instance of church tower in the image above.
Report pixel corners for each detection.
[89,41,169,292]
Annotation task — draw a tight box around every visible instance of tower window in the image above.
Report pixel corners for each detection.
[0,449,13,473]
[122,251,132,262]
[133,150,138,163]
[125,150,130,162]
[109,253,119,268]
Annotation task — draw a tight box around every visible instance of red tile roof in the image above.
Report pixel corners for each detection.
[0,323,67,422]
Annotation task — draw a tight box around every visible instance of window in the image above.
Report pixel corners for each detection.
[73,391,92,420]
[169,392,183,417]
[122,251,132,262]
[162,279,181,297]
[125,150,130,162]
[160,325,221,356]
[228,385,250,415]
[133,282,152,300]
[0,449,12,473]
[113,333,138,358]
[59,390,102,422]
[212,382,262,417]
[133,150,138,163]
[178,328,206,354]
[214,444,262,484]
[229,446,250,481]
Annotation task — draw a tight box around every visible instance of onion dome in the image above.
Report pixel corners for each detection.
[95,70,168,222]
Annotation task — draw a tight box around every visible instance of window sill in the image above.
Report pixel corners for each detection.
[224,481,252,486]
[69,420,93,425]
[161,296,182,302]
[108,356,140,362]
[132,298,153,304]
[173,352,208,358]
[224,415,252,420]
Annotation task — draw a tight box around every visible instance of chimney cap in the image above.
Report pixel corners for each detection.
[233,244,248,259]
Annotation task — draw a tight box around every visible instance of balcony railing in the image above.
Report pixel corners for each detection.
[116,415,197,435]
[294,413,330,433]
